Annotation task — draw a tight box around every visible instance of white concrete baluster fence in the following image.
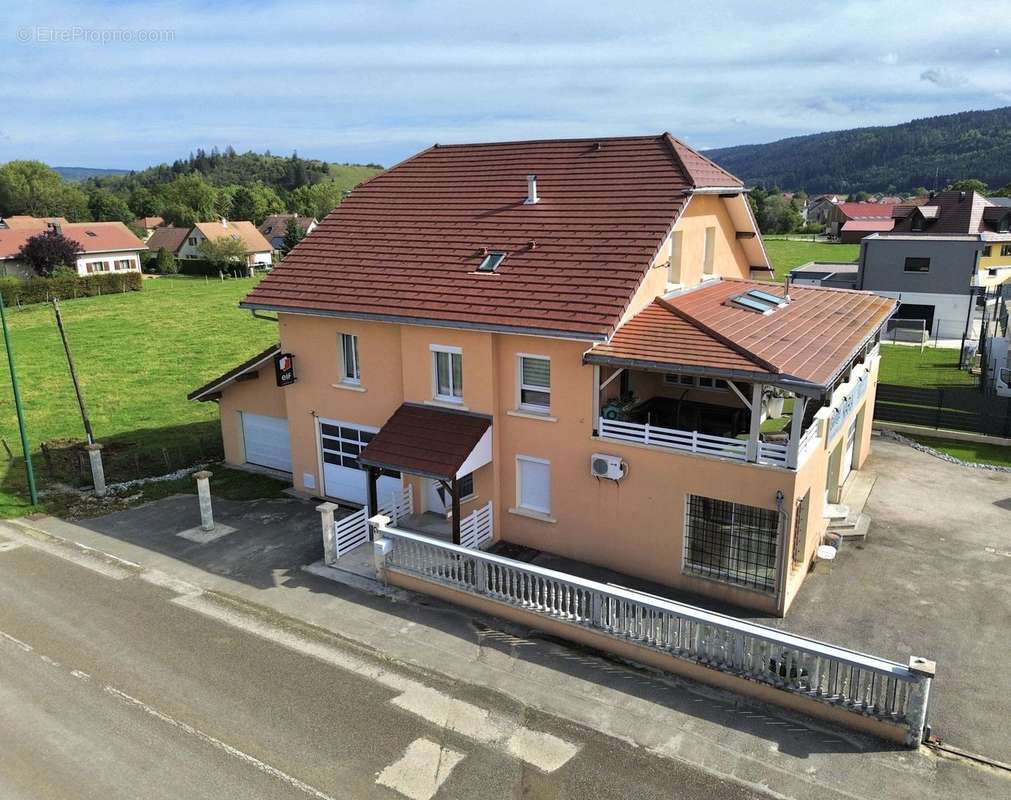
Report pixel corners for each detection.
[374,525,934,746]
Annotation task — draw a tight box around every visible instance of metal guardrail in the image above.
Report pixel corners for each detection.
[375,525,934,746]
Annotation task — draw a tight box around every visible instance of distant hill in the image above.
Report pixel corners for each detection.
[703,106,1011,194]
[54,166,129,182]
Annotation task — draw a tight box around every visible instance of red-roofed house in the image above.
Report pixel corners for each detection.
[828,202,896,242]
[190,134,893,615]
[0,220,147,278]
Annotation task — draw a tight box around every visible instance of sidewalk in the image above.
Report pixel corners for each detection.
[4,496,1008,800]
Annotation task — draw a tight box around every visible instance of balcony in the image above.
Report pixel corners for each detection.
[593,369,822,470]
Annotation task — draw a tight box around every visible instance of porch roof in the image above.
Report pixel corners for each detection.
[585,279,894,390]
[358,403,492,481]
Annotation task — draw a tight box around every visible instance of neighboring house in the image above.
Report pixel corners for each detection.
[805,194,844,227]
[258,214,318,254]
[135,216,165,239]
[145,225,190,258]
[175,219,273,266]
[190,134,893,616]
[0,215,69,230]
[858,190,1011,339]
[788,260,859,289]
[0,220,147,278]
[827,202,896,241]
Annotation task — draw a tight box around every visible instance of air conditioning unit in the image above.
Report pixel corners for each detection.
[591,453,626,481]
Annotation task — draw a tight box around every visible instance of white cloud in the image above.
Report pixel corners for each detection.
[920,68,969,88]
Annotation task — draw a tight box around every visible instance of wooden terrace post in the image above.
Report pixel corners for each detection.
[451,476,461,546]
[367,466,379,519]
[747,383,763,462]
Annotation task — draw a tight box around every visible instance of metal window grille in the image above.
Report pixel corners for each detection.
[684,495,780,592]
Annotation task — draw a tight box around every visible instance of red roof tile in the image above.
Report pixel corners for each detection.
[242,134,744,339]
[0,221,146,259]
[358,403,492,480]
[840,219,894,232]
[587,280,895,389]
[146,226,190,254]
[836,202,896,220]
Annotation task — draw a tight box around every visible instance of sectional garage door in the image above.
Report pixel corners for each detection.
[319,418,400,508]
[240,413,292,473]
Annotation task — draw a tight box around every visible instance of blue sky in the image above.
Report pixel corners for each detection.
[5,1,1010,169]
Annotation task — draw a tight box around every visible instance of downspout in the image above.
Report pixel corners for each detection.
[774,489,790,617]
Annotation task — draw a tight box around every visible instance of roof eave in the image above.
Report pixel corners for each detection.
[187,343,281,401]
[239,302,607,342]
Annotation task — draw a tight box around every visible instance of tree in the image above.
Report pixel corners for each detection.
[152,247,178,274]
[288,181,344,219]
[162,173,219,222]
[230,183,284,224]
[990,183,1011,198]
[0,160,66,216]
[87,188,133,223]
[280,218,307,255]
[129,187,163,218]
[946,178,988,195]
[853,191,872,202]
[198,235,248,273]
[161,203,199,228]
[17,229,83,277]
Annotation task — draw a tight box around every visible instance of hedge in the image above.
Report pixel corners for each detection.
[177,257,252,278]
[0,271,143,307]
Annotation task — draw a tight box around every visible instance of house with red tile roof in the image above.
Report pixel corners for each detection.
[827,202,896,242]
[190,133,893,615]
[176,219,273,267]
[0,219,147,278]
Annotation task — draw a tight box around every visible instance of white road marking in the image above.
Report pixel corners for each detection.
[174,592,581,773]
[376,738,464,800]
[0,630,33,652]
[0,524,136,579]
[70,670,91,682]
[0,541,23,552]
[103,686,340,800]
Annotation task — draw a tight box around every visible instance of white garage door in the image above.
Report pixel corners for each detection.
[241,413,292,473]
[319,418,400,509]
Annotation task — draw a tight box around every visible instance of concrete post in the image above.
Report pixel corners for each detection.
[316,501,339,564]
[905,656,936,747]
[373,537,392,582]
[193,470,214,532]
[86,443,106,498]
[747,382,763,462]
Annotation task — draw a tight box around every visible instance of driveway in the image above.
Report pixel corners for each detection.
[758,437,1011,761]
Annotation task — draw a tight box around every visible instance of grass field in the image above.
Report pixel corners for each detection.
[0,276,278,517]
[762,238,860,281]
[906,434,1011,469]
[877,344,976,388]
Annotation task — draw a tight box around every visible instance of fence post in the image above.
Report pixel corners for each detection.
[86,443,106,498]
[316,501,339,563]
[193,470,214,532]
[370,514,393,580]
[904,656,936,747]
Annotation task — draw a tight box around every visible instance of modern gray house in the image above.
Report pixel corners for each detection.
[853,191,1011,340]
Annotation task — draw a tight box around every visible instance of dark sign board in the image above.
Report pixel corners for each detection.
[275,352,296,387]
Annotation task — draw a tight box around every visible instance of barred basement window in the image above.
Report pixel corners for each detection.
[683,495,780,592]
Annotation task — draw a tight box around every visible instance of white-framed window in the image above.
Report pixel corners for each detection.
[516,456,550,515]
[518,354,550,412]
[339,333,360,383]
[85,260,109,274]
[115,259,132,271]
[188,237,197,246]
[667,230,683,284]
[703,226,716,275]
[431,345,463,402]
[663,373,728,390]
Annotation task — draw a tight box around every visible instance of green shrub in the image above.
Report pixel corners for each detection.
[0,271,143,307]
[177,257,249,278]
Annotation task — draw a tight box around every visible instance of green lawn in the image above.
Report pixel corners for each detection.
[762,238,860,281]
[906,434,1011,469]
[878,344,976,388]
[0,276,278,517]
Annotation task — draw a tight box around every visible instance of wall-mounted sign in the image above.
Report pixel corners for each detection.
[275,352,296,387]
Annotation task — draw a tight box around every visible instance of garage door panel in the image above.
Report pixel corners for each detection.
[241,414,292,473]
[319,418,400,509]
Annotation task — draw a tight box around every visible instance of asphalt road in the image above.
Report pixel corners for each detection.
[0,535,770,800]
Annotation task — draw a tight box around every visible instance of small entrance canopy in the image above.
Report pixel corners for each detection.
[358,403,492,544]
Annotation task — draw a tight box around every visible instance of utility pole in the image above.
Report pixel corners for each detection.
[0,292,38,505]
[52,298,94,444]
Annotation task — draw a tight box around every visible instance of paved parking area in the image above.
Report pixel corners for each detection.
[757,437,1011,761]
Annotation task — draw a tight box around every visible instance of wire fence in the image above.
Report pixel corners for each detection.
[874,384,1011,437]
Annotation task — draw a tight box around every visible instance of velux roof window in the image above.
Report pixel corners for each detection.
[730,288,787,315]
[476,251,506,273]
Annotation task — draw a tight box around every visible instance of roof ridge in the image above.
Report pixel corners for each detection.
[663,133,743,188]
[654,296,780,374]
[425,133,668,150]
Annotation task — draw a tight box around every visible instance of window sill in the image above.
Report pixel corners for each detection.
[507,408,557,423]
[424,398,470,411]
[508,506,557,524]
[332,382,366,393]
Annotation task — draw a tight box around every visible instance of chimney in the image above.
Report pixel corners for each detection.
[784,275,791,303]
[525,174,539,205]
[220,217,228,227]
[49,221,63,236]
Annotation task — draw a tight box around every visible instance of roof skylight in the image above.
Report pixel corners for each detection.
[729,288,787,314]
[476,251,505,273]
